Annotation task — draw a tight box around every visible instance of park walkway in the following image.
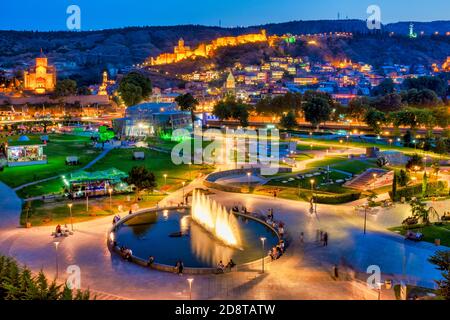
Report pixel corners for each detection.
[13,146,113,192]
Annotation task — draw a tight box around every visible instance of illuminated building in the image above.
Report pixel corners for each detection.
[148,30,279,66]
[23,50,56,94]
[443,57,450,72]
[224,71,236,94]
[98,71,115,96]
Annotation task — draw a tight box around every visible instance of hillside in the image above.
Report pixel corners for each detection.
[0,20,449,84]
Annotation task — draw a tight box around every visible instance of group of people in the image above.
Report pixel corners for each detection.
[317,230,329,246]
[120,246,133,261]
[269,240,285,260]
[175,260,184,275]
[216,259,236,273]
[53,224,69,237]
[232,205,248,215]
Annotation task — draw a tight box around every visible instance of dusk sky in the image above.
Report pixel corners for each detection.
[1,0,449,31]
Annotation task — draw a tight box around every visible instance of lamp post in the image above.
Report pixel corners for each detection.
[363,203,368,235]
[187,278,194,300]
[67,203,73,231]
[182,181,186,203]
[412,139,416,150]
[86,193,89,213]
[247,172,251,190]
[108,187,113,213]
[163,174,167,185]
[188,162,192,180]
[310,179,315,214]
[54,241,60,279]
[372,173,377,190]
[260,237,266,273]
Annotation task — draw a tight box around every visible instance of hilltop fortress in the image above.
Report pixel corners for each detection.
[148,30,279,66]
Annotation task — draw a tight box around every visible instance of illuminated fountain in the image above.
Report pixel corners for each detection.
[191,190,242,248]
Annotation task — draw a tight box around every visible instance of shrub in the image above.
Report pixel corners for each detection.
[389,181,448,201]
[314,192,361,204]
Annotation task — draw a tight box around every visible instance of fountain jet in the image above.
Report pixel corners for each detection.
[191,190,242,248]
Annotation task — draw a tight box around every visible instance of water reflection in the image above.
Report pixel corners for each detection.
[190,222,234,266]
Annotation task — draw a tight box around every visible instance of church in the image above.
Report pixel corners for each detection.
[23,50,57,94]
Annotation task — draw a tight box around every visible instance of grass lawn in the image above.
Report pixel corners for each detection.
[87,147,213,192]
[0,134,101,188]
[21,193,165,227]
[296,144,330,151]
[267,170,349,191]
[305,156,348,169]
[296,137,449,160]
[17,178,65,199]
[332,159,378,175]
[389,222,450,247]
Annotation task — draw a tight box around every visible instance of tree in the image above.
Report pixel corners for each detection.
[348,97,370,121]
[403,76,447,99]
[212,96,250,127]
[118,72,152,106]
[403,88,440,108]
[175,93,199,127]
[428,250,450,300]
[77,86,91,96]
[398,169,409,187]
[119,82,142,107]
[371,78,395,96]
[406,153,423,172]
[422,171,428,197]
[363,108,386,134]
[371,93,403,112]
[280,110,298,130]
[124,166,157,199]
[303,97,331,129]
[53,79,77,97]
[392,172,397,200]
[376,156,388,168]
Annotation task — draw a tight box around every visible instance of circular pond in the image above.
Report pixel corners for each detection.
[113,208,279,268]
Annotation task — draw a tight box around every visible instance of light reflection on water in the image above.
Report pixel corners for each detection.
[115,210,278,268]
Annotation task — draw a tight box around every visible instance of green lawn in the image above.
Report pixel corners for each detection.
[21,193,165,227]
[296,144,330,151]
[305,156,348,169]
[332,159,378,175]
[0,134,101,188]
[17,178,65,199]
[87,147,213,190]
[389,223,450,247]
[297,137,449,160]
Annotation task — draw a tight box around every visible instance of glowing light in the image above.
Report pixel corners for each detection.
[191,190,242,248]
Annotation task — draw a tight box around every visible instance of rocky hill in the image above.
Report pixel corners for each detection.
[0,20,449,85]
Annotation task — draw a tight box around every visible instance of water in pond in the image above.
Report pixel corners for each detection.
[114,209,279,268]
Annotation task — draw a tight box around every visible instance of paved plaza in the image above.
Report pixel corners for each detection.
[0,172,447,300]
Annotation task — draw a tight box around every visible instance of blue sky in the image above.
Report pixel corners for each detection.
[1,0,449,31]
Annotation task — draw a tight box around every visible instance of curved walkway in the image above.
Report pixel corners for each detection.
[0,149,447,299]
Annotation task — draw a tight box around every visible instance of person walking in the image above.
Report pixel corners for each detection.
[300,232,304,244]
[323,232,328,247]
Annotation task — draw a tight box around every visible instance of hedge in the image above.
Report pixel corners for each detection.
[389,181,449,202]
[314,192,361,204]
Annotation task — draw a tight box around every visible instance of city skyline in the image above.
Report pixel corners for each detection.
[1,0,450,31]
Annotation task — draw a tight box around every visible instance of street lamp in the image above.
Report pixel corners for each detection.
[388,139,393,147]
[182,181,186,202]
[188,162,192,180]
[260,237,266,273]
[412,139,416,150]
[67,203,73,231]
[363,203,368,234]
[247,172,251,190]
[53,241,60,279]
[187,278,194,300]
[372,173,377,189]
[163,174,167,185]
[108,187,113,213]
